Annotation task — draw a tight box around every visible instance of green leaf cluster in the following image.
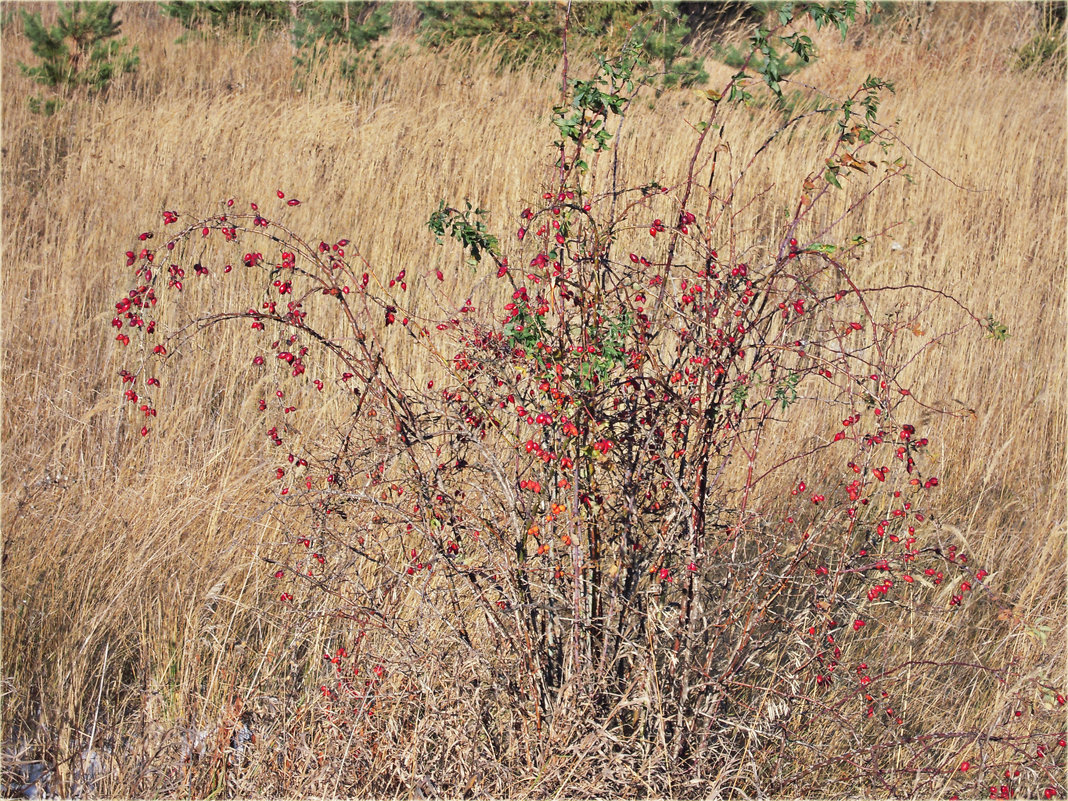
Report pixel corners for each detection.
[291,2,392,84]
[583,310,634,383]
[163,2,394,90]
[416,1,706,89]
[1014,1,1066,72]
[630,1,707,90]
[427,201,499,265]
[985,315,1011,342]
[712,39,811,85]
[161,1,291,40]
[837,74,895,142]
[416,1,633,65]
[553,44,640,156]
[772,371,801,410]
[725,1,857,103]
[19,2,139,115]
[503,304,550,356]
[292,2,391,53]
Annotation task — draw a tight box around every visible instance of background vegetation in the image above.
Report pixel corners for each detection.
[2,2,1065,797]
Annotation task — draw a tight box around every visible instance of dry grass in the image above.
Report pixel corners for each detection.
[2,3,1065,797]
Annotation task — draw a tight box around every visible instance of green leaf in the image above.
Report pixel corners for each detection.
[732,384,748,409]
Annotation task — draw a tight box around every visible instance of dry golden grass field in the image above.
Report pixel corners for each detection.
[1,2,1065,798]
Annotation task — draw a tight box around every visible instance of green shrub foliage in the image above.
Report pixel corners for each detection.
[19,1,139,115]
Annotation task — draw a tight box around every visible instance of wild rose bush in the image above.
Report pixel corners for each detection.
[110,4,1065,796]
